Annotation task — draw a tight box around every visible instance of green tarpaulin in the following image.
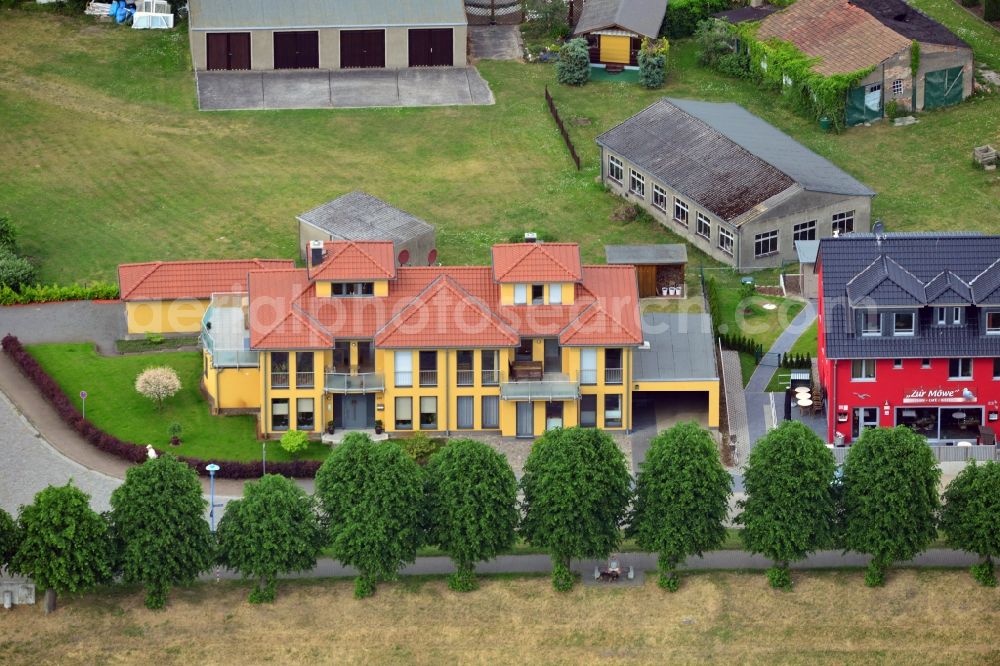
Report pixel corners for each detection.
[924,67,964,110]
[846,84,882,127]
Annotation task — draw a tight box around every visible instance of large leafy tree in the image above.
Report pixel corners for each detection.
[315,433,424,598]
[737,421,837,588]
[11,483,113,613]
[110,454,215,609]
[217,474,325,602]
[631,422,731,591]
[842,426,940,586]
[425,439,518,591]
[940,460,1000,587]
[520,427,632,591]
[0,507,18,572]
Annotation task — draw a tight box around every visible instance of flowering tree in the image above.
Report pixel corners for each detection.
[135,366,182,410]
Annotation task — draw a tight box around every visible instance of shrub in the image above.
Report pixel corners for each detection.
[665,0,730,39]
[0,217,17,255]
[960,0,979,6]
[0,282,119,305]
[638,38,669,89]
[135,366,182,410]
[940,461,1000,586]
[398,432,445,465]
[695,18,735,66]
[280,430,309,456]
[986,0,1000,21]
[556,38,590,86]
[0,252,36,290]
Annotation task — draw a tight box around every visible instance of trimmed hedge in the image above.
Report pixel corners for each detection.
[663,0,730,39]
[0,282,119,305]
[2,335,321,479]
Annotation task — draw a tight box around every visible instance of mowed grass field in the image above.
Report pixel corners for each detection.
[0,9,998,285]
[1,571,998,665]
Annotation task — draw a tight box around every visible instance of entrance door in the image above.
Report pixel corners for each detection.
[851,407,879,439]
[408,28,454,67]
[342,395,369,430]
[516,402,534,438]
[340,29,385,68]
[543,339,561,374]
[924,67,964,110]
[206,33,251,71]
[846,83,882,126]
[273,31,319,69]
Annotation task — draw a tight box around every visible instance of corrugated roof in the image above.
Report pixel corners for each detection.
[573,0,668,38]
[118,258,294,301]
[298,192,434,245]
[189,0,468,30]
[308,241,396,281]
[633,313,718,381]
[605,244,687,265]
[491,244,583,284]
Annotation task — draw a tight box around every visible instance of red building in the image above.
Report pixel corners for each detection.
[817,233,1000,446]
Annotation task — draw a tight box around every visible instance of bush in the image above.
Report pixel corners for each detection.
[638,39,669,89]
[135,366,182,410]
[665,0,730,39]
[0,282,119,305]
[279,430,309,456]
[766,565,792,590]
[556,38,590,86]
[986,0,1000,21]
[960,0,980,6]
[397,432,445,465]
[0,252,36,290]
[0,217,17,255]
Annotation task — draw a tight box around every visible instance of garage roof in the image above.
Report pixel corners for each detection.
[298,192,434,245]
[189,0,468,31]
[634,313,718,381]
[605,244,687,266]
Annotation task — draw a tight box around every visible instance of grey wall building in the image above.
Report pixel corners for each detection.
[596,98,876,271]
[297,192,437,266]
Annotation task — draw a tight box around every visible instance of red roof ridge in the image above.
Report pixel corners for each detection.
[118,262,162,300]
[310,240,396,280]
[492,243,582,283]
[559,299,643,346]
[254,308,331,350]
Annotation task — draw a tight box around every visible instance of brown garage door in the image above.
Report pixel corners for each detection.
[408,28,453,67]
[274,31,319,69]
[340,29,385,68]
[206,33,251,71]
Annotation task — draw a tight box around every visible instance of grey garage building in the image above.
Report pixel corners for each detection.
[188,0,468,72]
[596,98,876,271]
[297,192,437,267]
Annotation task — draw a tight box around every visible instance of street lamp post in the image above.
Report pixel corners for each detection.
[80,390,87,419]
[262,441,267,476]
[206,463,223,582]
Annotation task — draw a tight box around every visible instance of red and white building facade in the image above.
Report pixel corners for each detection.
[817,233,1000,446]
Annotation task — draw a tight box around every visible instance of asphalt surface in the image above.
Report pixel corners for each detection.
[469,25,524,60]
[0,300,124,354]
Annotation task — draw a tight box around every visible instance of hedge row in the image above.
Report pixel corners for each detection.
[0,282,119,305]
[662,0,730,38]
[2,335,321,479]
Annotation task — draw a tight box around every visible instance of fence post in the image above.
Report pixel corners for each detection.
[544,86,582,171]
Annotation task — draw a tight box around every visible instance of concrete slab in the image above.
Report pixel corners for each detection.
[398,68,473,106]
[329,69,400,108]
[467,67,496,105]
[469,25,524,61]
[262,70,331,109]
[197,71,264,110]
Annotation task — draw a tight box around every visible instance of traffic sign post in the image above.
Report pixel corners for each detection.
[80,390,88,419]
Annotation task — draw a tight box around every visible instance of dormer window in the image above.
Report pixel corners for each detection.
[893,312,915,336]
[860,311,881,336]
[513,284,527,305]
[332,282,374,297]
[986,312,1000,335]
[531,284,544,305]
[935,307,963,326]
[549,284,562,304]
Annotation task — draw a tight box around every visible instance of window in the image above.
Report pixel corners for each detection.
[936,307,963,326]
[696,213,711,240]
[271,399,289,430]
[851,359,876,381]
[608,155,623,184]
[331,282,374,297]
[456,350,474,386]
[949,358,973,379]
[987,312,1000,334]
[580,395,597,427]
[994,358,1000,379]
[531,284,545,305]
[605,348,623,385]
[270,352,289,388]
[456,396,474,429]
[652,184,667,212]
[893,312,915,336]
[481,350,499,386]
[419,350,438,387]
[893,358,903,369]
[673,198,689,227]
[545,401,564,430]
[604,394,623,428]
[922,358,931,368]
[860,311,881,336]
[513,284,527,305]
[482,396,500,429]
[580,348,598,385]
[516,338,534,362]
[394,351,413,387]
[295,352,314,388]
[832,210,855,235]
[718,228,734,256]
[629,169,645,197]
[549,283,562,304]
[754,230,779,258]
[395,397,412,430]
[793,220,817,241]
[892,78,904,97]
[296,397,314,430]
[420,396,437,430]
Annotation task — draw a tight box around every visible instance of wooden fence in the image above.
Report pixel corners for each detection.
[544,86,581,170]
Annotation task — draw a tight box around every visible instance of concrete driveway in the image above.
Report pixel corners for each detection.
[469,25,524,60]
[197,67,495,111]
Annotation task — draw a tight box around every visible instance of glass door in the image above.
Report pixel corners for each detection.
[516,402,534,438]
[852,407,879,439]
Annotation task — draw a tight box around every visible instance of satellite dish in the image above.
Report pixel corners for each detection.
[871,220,885,235]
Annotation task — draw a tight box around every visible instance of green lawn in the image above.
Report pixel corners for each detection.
[764,320,820,392]
[26,343,330,462]
[912,0,1000,70]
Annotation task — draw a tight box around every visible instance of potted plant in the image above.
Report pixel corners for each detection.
[167,422,182,446]
[374,419,384,435]
[326,419,335,435]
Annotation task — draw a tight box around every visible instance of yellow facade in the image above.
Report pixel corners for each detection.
[600,35,631,64]
[315,279,389,298]
[202,351,261,412]
[499,283,576,306]
[260,350,327,434]
[126,299,209,335]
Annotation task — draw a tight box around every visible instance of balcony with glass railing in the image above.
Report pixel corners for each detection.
[500,373,580,401]
[201,293,260,369]
[324,372,385,393]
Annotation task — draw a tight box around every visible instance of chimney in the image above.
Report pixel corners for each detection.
[309,240,325,267]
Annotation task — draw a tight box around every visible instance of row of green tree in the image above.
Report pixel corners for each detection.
[2,423,998,612]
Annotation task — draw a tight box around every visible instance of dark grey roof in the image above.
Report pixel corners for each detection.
[596,99,796,222]
[667,98,876,199]
[574,0,667,38]
[819,233,1000,359]
[712,5,779,24]
[634,313,718,381]
[190,0,467,31]
[297,192,434,243]
[852,0,969,48]
[605,244,687,265]
[925,271,972,305]
[795,240,820,264]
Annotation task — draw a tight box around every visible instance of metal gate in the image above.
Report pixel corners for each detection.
[924,67,964,110]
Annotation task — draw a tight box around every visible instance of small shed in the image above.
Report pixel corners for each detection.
[573,0,667,69]
[605,244,687,298]
[794,240,820,299]
[297,192,437,267]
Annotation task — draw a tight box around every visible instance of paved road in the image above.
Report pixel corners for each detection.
[0,300,124,353]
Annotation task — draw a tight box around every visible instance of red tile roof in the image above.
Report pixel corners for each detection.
[308,240,396,281]
[491,243,583,284]
[118,259,294,301]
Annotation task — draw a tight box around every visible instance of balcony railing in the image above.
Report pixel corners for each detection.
[271,372,290,389]
[419,370,438,387]
[605,367,623,385]
[295,371,315,388]
[481,369,500,386]
[500,377,580,401]
[580,369,597,385]
[456,369,475,387]
[324,372,385,393]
